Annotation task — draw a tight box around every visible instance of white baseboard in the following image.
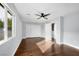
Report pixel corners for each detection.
[22,36,45,39]
[62,43,79,49]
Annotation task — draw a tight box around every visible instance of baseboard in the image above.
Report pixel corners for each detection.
[62,43,79,49]
[22,36,45,39]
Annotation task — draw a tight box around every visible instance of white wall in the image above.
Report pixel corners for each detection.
[63,11,79,48]
[22,20,62,43]
[45,23,52,41]
[44,16,63,43]
[45,11,79,48]
[50,16,64,44]
[44,11,79,49]
[22,19,62,43]
[0,4,22,56]
[22,23,45,38]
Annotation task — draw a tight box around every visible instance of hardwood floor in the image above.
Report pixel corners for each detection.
[15,37,79,56]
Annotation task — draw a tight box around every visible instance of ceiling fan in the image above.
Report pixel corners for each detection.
[35,12,51,20]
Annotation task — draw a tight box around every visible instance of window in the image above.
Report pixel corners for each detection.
[7,11,12,38]
[0,4,5,41]
[0,3,15,44]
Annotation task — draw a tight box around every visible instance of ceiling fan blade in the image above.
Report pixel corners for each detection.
[35,14,40,16]
[44,13,50,17]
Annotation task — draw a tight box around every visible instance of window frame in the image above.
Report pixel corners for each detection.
[0,3,16,45]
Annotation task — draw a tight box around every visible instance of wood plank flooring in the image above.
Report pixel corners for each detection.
[15,37,79,56]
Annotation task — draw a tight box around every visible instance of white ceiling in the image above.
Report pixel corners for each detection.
[14,3,79,23]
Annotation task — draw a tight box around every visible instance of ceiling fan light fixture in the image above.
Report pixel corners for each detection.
[35,12,51,20]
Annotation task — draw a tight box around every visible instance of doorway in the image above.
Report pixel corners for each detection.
[51,23,55,41]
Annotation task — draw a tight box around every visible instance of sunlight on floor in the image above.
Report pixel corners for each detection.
[36,40,55,53]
